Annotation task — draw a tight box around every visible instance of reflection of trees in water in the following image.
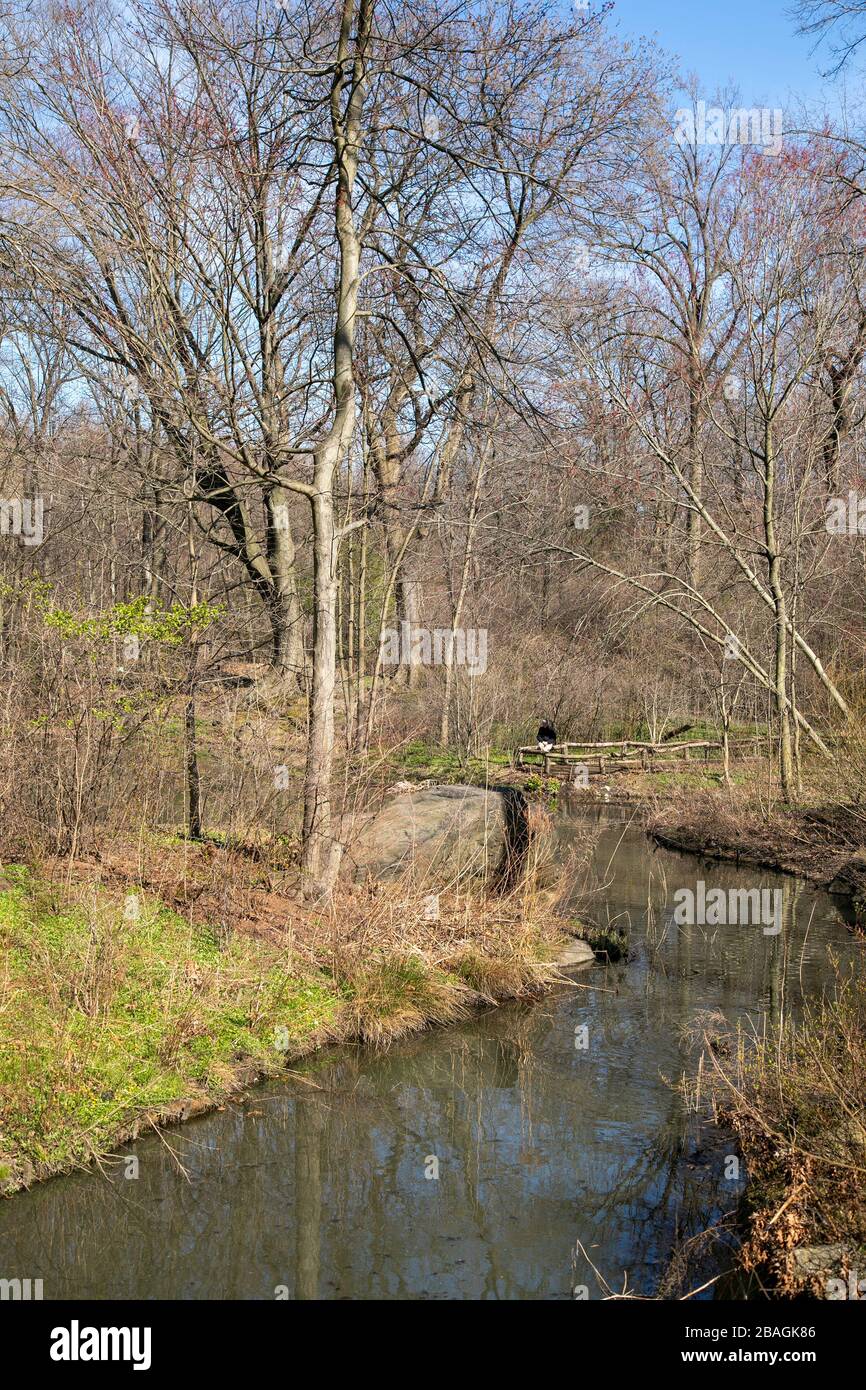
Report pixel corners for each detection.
[0,994,741,1299]
[296,861,846,1299]
[297,1000,701,1298]
[640,858,844,1028]
[294,1098,324,1299]
[570,1112,742,1298]
[2,831,859,1300]
[300,1011,547,1297]
[0,1106,268,1297]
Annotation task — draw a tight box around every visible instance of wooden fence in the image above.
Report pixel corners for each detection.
[515,736,765,778]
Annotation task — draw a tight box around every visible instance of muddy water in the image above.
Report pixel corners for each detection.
[1,805,861,1300]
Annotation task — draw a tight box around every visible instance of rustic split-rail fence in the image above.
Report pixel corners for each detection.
[515,736,765,780]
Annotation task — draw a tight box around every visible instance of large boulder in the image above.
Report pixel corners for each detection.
[345,785,528,886]
[827,849,866,926]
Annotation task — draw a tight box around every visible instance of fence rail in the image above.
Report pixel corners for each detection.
[515,735,767,777]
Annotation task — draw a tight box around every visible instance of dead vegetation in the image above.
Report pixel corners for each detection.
[685,972,866,1298]
[647,789,866,919]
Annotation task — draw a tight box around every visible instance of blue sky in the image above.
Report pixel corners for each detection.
[597,0,850,113]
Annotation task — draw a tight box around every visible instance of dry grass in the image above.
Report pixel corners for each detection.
[340,954,477,1045]
[647,789,863,894]
[688,970,866,1297]
[315,863,568,1045]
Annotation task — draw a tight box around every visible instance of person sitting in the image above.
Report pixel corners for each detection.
[536,722,556,753]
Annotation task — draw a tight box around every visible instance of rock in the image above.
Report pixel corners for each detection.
[555,937,595,967]
[837,1116,866,1150]
[0,1157,33,1194]
[791,1244,847,1278]
[827,849,866,925]
[345,784,528,886]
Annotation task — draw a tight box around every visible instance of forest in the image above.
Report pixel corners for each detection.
[0,0,865,1316]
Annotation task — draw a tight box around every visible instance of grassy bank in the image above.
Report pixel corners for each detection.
[0,858,569,1195]
[694,973,866,1298]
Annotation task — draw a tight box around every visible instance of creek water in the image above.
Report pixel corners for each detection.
[1,804,861,1300]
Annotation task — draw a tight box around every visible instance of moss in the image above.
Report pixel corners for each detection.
[566,919,629,962]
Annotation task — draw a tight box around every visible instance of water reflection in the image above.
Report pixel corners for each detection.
[0,808,860,1300]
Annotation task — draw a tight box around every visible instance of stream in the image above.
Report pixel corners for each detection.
[1,804,861,1300]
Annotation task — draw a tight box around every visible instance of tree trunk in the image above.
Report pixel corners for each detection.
[440,434,489,745]
[185,500,203,839]
[302,493,339,890]
[687,359,703,588]
[764,431,794,800]
[299,0,372,897]
[185,695,202,839]
[397,555,422,689]
[266,487,305,687]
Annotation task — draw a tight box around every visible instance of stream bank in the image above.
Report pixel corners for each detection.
[1,807,860,1299]
[646,796,866,928]
[0,832,584,1198]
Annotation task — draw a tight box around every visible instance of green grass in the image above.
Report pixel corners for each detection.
[391,739,512,780]
[0,849,568,1189]
[0,868,339,1185]
[588,719,763,745]
[524,774,560,806]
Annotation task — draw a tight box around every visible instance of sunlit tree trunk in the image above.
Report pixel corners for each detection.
[301,0,372,895]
